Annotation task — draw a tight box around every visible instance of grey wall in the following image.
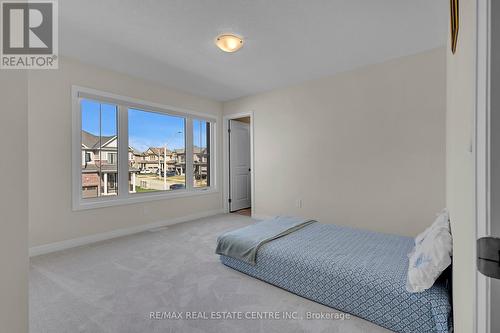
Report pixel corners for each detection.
[0,71,29,332]
[224,48,446,237]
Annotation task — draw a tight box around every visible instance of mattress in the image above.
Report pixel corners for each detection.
[220,223,451,333]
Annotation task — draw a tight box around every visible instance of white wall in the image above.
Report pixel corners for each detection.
[28,57,223,248]
[0,71,29,332]
[446,0,476,332]
[224,48,446,237]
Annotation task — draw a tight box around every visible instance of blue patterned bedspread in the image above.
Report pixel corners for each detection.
[220,223,451,333]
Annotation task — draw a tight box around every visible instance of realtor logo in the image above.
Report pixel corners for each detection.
[1,1,58,69]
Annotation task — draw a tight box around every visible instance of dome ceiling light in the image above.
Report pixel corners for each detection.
[215,34,244,53]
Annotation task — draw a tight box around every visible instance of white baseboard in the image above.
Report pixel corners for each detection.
[29,209,225,257]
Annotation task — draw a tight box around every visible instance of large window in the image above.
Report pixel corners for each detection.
[193,119,210,188]
[128,108,186,193]
[73,87,216,210]
[80,99,118,199]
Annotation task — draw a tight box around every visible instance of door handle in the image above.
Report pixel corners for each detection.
[477,237,500,279]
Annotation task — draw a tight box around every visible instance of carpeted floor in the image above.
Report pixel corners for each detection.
[30,214,390,333]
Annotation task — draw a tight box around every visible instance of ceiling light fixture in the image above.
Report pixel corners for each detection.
[215,34,244,53]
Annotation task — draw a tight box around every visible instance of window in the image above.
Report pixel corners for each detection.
[193,119,210,188]
[128,108,186,193]
[107,152,117,164]
[80,99,118,199]
[73,87,216,210]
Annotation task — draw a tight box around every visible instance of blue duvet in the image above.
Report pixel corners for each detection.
[219,223,451,333]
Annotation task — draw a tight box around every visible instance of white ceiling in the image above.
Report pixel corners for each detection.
[60,0,447,101]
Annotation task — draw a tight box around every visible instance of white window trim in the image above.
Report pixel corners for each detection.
[72,85,218,211]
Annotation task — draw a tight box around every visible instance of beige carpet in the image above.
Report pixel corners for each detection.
[30,214,390,333]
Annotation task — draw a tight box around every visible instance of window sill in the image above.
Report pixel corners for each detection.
[73,188,218,211]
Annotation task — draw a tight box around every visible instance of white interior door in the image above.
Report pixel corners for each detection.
[229,119,251,212]
[477,2,500,332]
[489,2,500,331]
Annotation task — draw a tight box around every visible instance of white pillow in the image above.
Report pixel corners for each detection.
[406,209,452,293]
[414,209,449,245]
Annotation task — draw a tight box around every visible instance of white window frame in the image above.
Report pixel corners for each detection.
[72,86,218,211]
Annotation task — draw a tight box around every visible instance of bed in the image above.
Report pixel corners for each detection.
[218,222,452,333]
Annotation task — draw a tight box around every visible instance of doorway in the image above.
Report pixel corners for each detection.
[224,114,253,216]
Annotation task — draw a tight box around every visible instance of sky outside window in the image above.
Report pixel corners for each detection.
[128,108,185,151]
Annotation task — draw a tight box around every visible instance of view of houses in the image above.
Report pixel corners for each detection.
[81,130,209,198]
